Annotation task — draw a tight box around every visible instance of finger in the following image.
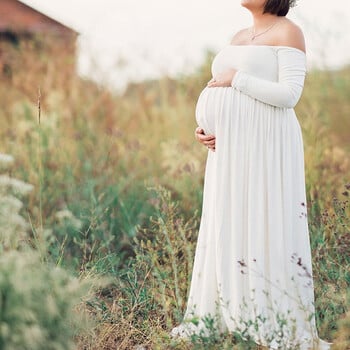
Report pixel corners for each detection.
[207,80,213,86]
[195,126,204,133]
[205,140,216,146]
[196,133,208,142]
[199,138,215,145]
[195,129,205,139]
[208,143,216,149]
[198,132,214,139]
[198,134,215,141]
[208,81,227,87]
[203,138,215,144]
[207,80,218,87]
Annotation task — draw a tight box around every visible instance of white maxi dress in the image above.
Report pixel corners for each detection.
[170,45,332,350]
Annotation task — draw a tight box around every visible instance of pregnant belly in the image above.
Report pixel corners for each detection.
[195,86,228,136]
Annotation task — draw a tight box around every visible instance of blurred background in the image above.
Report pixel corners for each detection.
[0,1,349,349]
[9,0,350,92]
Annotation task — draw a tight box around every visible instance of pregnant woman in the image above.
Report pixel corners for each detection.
[170,0,333,349]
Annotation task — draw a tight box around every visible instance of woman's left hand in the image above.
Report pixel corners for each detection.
[207,68,237,87]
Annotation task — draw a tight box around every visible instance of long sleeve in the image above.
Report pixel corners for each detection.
[231,47,307,108]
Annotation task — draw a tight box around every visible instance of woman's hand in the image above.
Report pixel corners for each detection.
[197,69,236,151]
[195,126,216,152]
[207,68,237,87]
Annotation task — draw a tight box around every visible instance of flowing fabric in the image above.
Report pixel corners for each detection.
[170,45,332,350]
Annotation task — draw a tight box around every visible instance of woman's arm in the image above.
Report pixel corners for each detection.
[231,47,307,108]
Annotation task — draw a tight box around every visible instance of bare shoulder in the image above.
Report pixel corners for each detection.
[276,18,306,53]
[230,27,251,45]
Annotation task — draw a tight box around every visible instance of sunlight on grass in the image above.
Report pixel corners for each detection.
[0,36,349,349]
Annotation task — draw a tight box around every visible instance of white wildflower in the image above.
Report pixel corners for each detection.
[55,209,74,221]
[55,209,82,230]
[0,210,29,248]
[0,154,33,249]
[0,175,34,196]
[0,195,23,212]
[9,177,34,195]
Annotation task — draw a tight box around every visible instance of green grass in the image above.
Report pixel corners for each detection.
[0,38,349,349]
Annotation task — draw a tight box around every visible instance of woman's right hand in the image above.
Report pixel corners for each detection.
[195,126,216,151]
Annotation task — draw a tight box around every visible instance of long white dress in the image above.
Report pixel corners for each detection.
[170,45,333,350]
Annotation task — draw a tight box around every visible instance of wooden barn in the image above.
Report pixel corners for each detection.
[0,0,78,74]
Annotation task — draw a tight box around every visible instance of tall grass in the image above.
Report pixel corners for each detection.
[0,37,349,348]
[0,153,97,349]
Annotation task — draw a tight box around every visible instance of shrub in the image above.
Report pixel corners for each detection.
[0,249,91,350]
[0,153,33,251]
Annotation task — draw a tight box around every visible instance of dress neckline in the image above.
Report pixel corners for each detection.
[227,44,306,55]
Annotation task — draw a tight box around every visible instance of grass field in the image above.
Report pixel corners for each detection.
[0,40,349,349]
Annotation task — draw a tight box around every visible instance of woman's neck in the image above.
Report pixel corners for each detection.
[251,12,280,31]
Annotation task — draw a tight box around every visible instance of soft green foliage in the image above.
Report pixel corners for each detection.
[0,153,95,350]
[0,39,349,349]
[133,186,199,324]
[310,195,350,337]
[78,185,349,349]
[0,153,33,250]
[0,250,91,350]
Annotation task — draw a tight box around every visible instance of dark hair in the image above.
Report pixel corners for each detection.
[263,0,297,16]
